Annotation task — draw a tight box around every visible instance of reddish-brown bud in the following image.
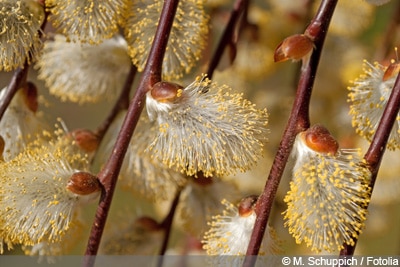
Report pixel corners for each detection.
[22,82,39,113]
[69,129,99,153]
[383,61,400,82]
[135,217,162,231]
[151,81,184,103]
[302,124,339,155]
[66,172,101,195]
[274,34,314,63]
[238,195,258,217]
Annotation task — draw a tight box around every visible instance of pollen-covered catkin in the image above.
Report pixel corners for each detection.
[283,125,371,252]
[124,0,209,79]
[348,60,400,150]
[145,76,269,177]
[203,196,281,266]
[47,0,128,44]
[0,0,44,71]
[0,136,99,251]
[36,35,131,104]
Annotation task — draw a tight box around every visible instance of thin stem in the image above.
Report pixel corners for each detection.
[94,64,137,141]
[157,188,183,267]
[373,0,400,61]
[340,71,400,256]
[365,76,400,178]
[206,0,249,79]
[83,0,180,266]
[292,0,317,88]
[0,62,29,121]
[243,0,337,266]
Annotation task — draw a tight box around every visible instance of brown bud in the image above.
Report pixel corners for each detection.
[383,62,400,82]
[302,124,339,155]
[70,129,99,153]
[274,34,314,63]
[22,82,39,113]
[135,217,162,231]
[66,172,101,195]
[238,195,258,217]
[150,81,184,103]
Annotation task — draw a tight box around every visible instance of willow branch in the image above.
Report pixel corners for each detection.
[157,188,183,267]
[0,62,29,121]
[83,0,180,265]
[373,0,400,61]
[340,71,400,256]
[94,64,137,141]
[243,0,338,265]
[292,0,318,88]
[206,0,249,79]
[365,75,400,179]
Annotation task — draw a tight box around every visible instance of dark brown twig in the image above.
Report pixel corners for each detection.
[83,0,180,266]
[206,0,249,79]
[292,0,318,88]
[0,62,29,121]
[243,1,338,266]
[373,1,400,61]
[157,188,183,267]
[94,64,137,141]
[340,71,400,256]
